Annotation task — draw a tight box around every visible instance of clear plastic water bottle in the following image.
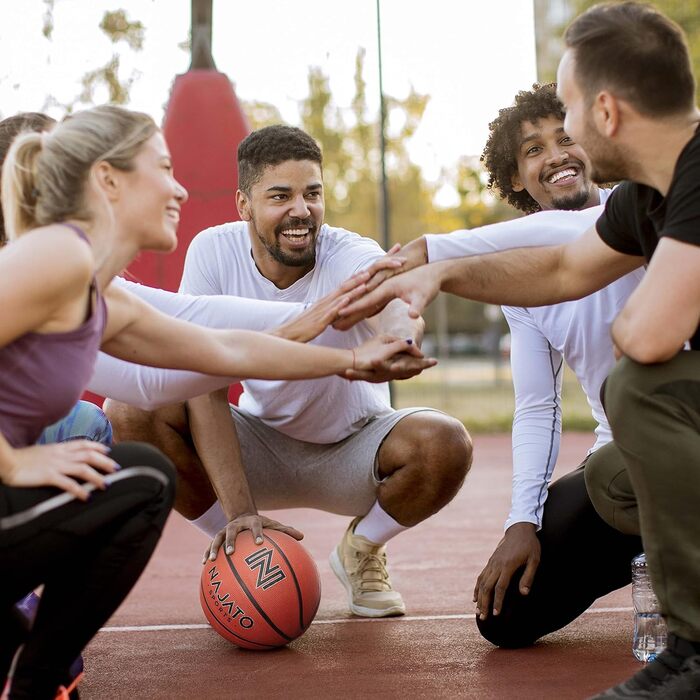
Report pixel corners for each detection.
[632,552,667,662]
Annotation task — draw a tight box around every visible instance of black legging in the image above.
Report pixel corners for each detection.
[0,442,175,699]
[476,462,643,648]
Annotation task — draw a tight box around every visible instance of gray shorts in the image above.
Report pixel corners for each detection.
[230,405,437,516]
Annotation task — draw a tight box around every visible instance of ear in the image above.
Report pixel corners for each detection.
[236,189,251,221]
[91,161,120,202]
[592,91,620,138]
[511,170,525,193]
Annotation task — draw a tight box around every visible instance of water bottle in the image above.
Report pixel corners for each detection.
[632,552,667,662]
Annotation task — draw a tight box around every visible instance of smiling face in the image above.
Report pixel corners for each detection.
[511,113,599,212]
[115,131,188,252]
[237,159,324,286]
[557,49,631,185]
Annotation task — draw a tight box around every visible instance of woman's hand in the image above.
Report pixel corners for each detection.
[343,334,437,382]
[2,441,119,501]
[203,513,304,562]
[272,271,370,343]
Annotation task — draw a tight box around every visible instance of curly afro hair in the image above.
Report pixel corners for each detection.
[480,83,565,214]
[238,125,322,195]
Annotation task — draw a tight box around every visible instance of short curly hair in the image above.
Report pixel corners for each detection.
[481,83,565,214]
[237,125,322,195]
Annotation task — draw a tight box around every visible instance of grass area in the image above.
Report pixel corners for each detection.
[392,359,596,434]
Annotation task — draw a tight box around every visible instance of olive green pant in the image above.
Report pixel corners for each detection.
[585,352,700,641]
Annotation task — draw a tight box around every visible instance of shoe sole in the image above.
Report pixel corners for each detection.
[329,548,406,618]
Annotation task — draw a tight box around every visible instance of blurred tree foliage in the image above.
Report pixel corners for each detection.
[244,49,517,250]
[242,49,517,334]
[40,5,145,110]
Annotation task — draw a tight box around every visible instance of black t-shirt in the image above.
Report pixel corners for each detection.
[596,124,700,349]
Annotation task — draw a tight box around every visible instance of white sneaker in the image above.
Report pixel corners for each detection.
[329,517,406,618]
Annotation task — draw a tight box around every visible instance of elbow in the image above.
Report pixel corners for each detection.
[612,309,688,365]
[615,325,684,364]
[622,339,682,364]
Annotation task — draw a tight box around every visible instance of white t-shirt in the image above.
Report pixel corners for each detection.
[179,221,392,444]
[425,194,645,530]
[88,278,304,408]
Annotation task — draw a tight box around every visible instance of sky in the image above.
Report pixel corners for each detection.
[0,1,538,200]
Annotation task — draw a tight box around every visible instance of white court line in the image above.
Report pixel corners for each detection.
[99,607,633,634]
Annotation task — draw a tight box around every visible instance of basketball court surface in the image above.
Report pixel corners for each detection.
[82,433,640,699]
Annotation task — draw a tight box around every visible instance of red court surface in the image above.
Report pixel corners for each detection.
[82,433,641,699]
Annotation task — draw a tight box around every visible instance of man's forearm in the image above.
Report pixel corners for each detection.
[435,248,573,308]
[188,389,256,519]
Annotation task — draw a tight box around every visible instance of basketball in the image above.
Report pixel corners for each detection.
[200,529,322,650]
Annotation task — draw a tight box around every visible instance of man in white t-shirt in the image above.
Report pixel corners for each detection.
[105,125,472,619]
[339,83,643,644]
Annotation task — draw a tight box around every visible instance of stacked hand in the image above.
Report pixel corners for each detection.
[273,271,371,343]
[473,522,541,619]
[335,263,443,331]
[333,239,430,331]
[344,335,436,382]
[204,513,304,562]
[2,441,119,501]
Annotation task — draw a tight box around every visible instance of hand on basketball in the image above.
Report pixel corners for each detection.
[272,271,370,343]
[473,522,541,620]
[3,441,118,501]
[342,335,437,382]
[204,513,304,563]
[334,264,441,331]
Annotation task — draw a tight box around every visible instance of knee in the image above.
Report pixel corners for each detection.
[604,357,653,424]
[476,613,536,649]
[410,413,473,490]
[584,444,639,535]
[104,400,185,443]
[583,450,610,515]
[103,399,150,440]
[38,400,113,446]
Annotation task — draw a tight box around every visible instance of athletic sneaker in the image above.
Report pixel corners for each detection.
[2,674,83,700]
[589,633,700,698]
[55,671,83,700]
[329,517,406,618]
[10,592,84,698]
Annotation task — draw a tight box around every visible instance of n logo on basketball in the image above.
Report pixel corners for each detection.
[245,547,286,590]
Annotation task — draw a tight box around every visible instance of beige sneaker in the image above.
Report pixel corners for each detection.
[329,517,406,618]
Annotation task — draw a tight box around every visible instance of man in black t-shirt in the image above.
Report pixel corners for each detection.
[341,3,700,697]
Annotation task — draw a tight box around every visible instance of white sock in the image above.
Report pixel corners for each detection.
[189,500,227,538]
[353,500,408,545]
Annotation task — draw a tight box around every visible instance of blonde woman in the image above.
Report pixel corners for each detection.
[0,105,427,699]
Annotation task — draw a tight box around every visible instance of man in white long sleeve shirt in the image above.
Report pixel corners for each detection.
[341,83,644,646]
[467,85,643,646]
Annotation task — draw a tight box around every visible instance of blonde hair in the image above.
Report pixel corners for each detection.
[1,105,157,240]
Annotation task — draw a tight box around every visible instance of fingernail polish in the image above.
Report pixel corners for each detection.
[406,338,413,344]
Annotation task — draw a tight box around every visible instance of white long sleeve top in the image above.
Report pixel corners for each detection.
[425,195,644,530]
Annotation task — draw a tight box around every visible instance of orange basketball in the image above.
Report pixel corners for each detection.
[200,529,321,650]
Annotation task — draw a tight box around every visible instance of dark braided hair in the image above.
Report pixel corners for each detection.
[481,84,565,214]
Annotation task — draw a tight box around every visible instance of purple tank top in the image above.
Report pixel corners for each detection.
[0,224,107,447]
